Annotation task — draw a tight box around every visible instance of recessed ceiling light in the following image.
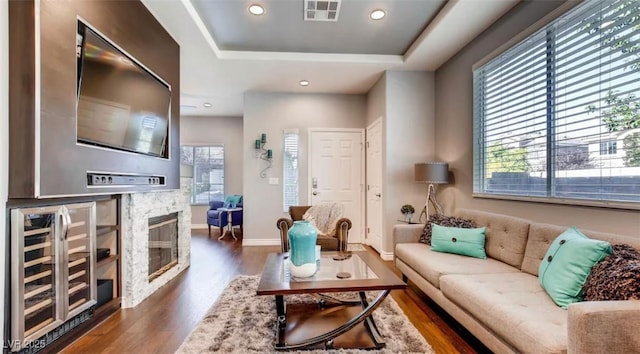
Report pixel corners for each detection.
[299,80,310,87]
[248,4,265,15]
[203,102,212,108]
[370,9,385,20]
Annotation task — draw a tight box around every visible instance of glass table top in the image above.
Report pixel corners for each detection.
[281,253,379,283]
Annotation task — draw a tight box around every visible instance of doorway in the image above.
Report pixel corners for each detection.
[365,118,383,253]
[309,129,364,244]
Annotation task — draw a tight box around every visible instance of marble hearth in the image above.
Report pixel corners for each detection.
[120,178,192,308]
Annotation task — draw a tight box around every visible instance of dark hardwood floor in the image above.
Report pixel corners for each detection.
[62,229,489,354]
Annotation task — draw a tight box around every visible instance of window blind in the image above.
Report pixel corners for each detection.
[473,0,640,205]
[283,131,299,211]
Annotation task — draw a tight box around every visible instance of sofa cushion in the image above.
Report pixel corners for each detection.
[395,243,518,289]
[317,234,338,251]
[522,222,640,276]
[431,225,487,259]
[440,273,568,354]
[419,214,476,245]
[582,243,640,301]
[456,209,530,269]
[538,227,612,309]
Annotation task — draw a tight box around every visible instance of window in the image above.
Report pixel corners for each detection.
[283,130,299,211]
[473,0,640,205]
[180,145,224,205]
[599,141,618,155]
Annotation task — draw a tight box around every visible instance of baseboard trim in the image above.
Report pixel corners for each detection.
[379,251,394,261]
[191,223,208,229]
[242,238,281,247]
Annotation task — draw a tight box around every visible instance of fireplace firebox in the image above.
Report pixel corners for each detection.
[148,213,179,281]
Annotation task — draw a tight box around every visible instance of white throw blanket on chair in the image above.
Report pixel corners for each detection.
[303,203,344,237]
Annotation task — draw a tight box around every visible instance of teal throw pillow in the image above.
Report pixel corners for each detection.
[538,227,612,309]
[430,224,487,259]
[224,195,242,208]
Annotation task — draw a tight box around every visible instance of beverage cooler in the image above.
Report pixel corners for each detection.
[10,202,97,345]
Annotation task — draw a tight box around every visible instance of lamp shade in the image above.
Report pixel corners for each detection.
[415,162,449,184]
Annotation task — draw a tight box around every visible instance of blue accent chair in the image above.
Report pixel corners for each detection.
[207,197,243,237]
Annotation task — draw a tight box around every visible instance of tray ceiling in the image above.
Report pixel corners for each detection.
[141,0,521,116]
[191,0,446,55]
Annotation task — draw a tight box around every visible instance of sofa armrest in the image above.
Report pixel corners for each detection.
[567,300,640,354]
[393,224,424,246]
[276,218,293,252]
[334,217,352,252]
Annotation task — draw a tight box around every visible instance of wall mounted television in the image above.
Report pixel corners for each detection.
[76,20,171,159]
[8,3,181,199]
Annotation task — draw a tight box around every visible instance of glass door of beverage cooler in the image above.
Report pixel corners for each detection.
[63,203,97,318]
[11,206,64,343]
[11,202,96,344]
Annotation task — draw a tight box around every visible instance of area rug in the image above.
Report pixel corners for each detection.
[177,275,433,353]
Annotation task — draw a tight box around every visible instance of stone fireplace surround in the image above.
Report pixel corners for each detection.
[120,178,192,308]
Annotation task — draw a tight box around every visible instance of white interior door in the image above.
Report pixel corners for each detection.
[366,119,383,253]
[309,130,364,244]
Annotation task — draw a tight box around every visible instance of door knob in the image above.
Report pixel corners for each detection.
[312,191,318,196]
[375,193,381,197]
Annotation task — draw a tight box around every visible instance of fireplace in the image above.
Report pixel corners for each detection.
[120,178,192,308]
[148,212,179,281]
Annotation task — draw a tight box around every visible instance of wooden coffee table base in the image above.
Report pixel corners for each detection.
[273,290,389,351]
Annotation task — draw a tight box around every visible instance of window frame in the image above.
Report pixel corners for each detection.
[282,129,300,212]
[180,144,225,206]
[472,0,640,210]
[599,141,618,155]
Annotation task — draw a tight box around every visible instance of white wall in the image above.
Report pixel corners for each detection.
[435,1,640,236]
[1,0,9,341]
[366,74,386,127]
[180,115,243,227]
[383,71,436,255]
[243,92,366,244]
[364,72,436,258]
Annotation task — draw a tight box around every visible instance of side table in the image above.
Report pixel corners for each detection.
[396,219,423,225]
[218,207,242,240]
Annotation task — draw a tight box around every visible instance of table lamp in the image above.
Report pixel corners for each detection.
[415,162,449,222]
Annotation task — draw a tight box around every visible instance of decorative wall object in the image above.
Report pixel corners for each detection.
[254,133,273,178]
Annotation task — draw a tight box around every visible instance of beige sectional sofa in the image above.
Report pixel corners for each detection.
[393,208,640,354]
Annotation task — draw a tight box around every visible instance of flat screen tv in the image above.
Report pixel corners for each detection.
[76,20,171,158]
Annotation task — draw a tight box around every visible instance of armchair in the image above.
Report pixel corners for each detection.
[207,196,243,237]
[276,205,352,252]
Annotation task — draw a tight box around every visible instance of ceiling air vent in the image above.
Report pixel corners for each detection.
[304,0,341,22]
